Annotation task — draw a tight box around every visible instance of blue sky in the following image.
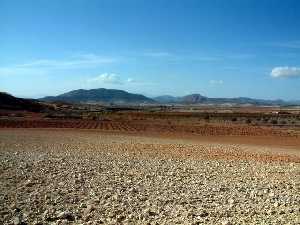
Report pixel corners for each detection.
[1,0,300,100]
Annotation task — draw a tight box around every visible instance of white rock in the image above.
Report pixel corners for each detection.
[221,220,232,225]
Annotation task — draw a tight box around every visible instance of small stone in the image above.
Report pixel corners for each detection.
[33,220,43,225]
[57,211,75,221]
[221,220,232,225]
[13,216,21,225]
[24,179,33,187]
[199,211,209,217]
[108,211,115,218]
[116,215,126,222]
[42,210,51,221]
[257,191,263,196]
[84,204,95,215]
[228,198,235,204]
[79,203,87,208]
[145,208,157,216]
[92,197,100,204]
[279,210,285,215]
[269,192,275,197]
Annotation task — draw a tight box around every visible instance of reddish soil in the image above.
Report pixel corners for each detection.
[0,118,296,136]
[1,117,300,154]
[0,128,299,163]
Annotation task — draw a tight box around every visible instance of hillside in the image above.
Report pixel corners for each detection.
[153,95,181,103]
[0,92,46,112]
[181,94,208,104]
[40,88,156,104]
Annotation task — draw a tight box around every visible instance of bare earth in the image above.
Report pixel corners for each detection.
[0,129,300,225]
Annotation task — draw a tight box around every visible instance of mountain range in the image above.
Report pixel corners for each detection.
[39,88,300,106]
[154,94,290,106]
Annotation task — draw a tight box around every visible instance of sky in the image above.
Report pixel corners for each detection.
[1,0,300,100]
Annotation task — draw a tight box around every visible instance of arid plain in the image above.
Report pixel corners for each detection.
[1,108,300,225]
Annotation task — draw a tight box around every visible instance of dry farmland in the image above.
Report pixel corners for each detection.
[0,107,300,224]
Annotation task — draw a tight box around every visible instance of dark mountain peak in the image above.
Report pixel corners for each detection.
[181,94,207,103]
[154,94,208,104]
[40,88,155,104]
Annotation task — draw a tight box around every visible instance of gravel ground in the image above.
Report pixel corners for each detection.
[0,129,300,225]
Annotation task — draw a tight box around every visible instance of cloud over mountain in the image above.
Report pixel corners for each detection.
[88,73,123,85]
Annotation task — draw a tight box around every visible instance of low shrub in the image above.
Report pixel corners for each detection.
[246,119,252,124]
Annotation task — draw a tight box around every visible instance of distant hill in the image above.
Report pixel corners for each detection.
[154,94,208,104]
[0,92,46,111]
[3,89,299,108]
[153,95,181,103]
[40,88,156,104]
[181,94,207,104]
[154,93,292,106]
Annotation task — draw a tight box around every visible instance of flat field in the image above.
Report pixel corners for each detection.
[0,127,300,225]
[1,107,300,224]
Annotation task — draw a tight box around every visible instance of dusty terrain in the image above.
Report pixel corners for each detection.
[1,129,300,225]
[0,117,299,137]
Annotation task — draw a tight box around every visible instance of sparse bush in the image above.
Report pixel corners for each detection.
[271,119,278,125]
[281,120,287,125]
[246,119,252,124]
[204,115,210,120]
[263,117,269,123]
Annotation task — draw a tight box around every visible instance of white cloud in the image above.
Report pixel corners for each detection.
[127,78,137,83]
[209,80,223,85]
[88,73,123,85]
[0,54,118,76]
[271,67,300,78]
[18,54,117,69]
[86,74,155,90]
